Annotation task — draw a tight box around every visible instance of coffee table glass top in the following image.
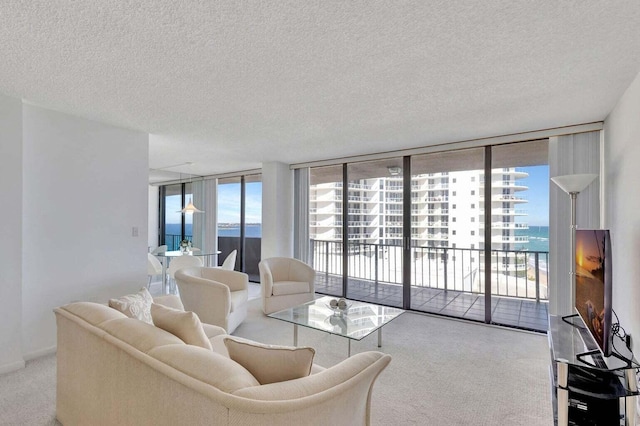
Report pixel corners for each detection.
[267,296,405,341]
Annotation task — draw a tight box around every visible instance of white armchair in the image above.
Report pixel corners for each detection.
[259,257,316,315]
[175,267,248,334]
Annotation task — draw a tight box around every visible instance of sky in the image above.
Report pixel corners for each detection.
[519,165,549,226]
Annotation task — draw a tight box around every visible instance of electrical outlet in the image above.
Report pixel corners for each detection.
[132,226,139,237]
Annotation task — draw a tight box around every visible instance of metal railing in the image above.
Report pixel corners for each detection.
[165,234,191,251]
[310,239,549,302]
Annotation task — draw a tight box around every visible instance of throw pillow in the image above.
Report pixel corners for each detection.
[108,287,153,324]
[223,337,315,385]
[150,303,212,351]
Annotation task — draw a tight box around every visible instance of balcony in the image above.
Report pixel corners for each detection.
[425,196,449,202]
[310,239,549,332]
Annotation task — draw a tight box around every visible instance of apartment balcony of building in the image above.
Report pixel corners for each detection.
[489,168,529,179]
[347,208,371,214]
[312,205,344,214]
[426,221,449,228]
[426,183,449,190]
[478,222,528,230]
[492,180,528,190]
[310,220,344,227]
[384,221,403,227]
[347,182,374,190]
[426,233,449,240]
[310,239,549,332]
[479,208,527,216]
[348,221,373,227]
[425,196,449,202]
[385,198,403,204]
[492,194,527,203]
[426,209,449,215]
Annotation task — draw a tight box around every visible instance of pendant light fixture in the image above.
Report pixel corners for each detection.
[178,164,204,214]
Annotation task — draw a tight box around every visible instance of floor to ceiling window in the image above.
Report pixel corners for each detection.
[345,158,404,308]
[217,174,262,281]
[410,148,485,320]
[161,182,193,250]
[159,174,262,281]
[309,165,344,297]
[305,140,549,332]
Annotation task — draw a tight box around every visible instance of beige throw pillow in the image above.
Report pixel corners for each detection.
[224,337,315,385]
[150,303,212,351]
[108,288,153,324]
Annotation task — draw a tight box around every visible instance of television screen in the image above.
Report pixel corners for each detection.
[575,229,612,357]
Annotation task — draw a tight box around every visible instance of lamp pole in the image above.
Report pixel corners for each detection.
[569,191,578,311]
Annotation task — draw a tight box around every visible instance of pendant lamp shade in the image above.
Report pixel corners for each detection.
[180,196,204,214]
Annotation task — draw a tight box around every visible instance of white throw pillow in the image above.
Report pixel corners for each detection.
[224,337,315,385]
[150,303,212,351]
[108,288,153,324]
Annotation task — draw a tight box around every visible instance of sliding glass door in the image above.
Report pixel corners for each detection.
[309,165,344,297]
[346,158,404,307]
[304,140,550,332]
[410,148,485,320]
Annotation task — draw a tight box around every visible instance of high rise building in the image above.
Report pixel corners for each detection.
[309,168,530,283]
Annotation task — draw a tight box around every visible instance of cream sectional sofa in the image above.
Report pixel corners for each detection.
[54,297,391,425]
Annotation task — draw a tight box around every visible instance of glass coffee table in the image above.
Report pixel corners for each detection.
[267,296,405,356]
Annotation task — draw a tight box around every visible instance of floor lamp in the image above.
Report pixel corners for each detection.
[551,173,598,313]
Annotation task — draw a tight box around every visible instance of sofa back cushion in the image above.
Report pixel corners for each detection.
[61,302,127,326]
[150,303,212,350]
[101,318,184,353]
[224,337,315,385]
[149,345,260,393]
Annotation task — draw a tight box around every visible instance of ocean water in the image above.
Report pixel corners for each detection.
[165,223,262,238]
[516,225,549,252]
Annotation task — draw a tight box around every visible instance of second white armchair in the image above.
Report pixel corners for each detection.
[259,257,316,315]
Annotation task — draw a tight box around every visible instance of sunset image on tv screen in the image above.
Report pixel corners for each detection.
[575,230,606,346]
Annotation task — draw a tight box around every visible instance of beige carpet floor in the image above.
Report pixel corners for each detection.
[0,293,552,425]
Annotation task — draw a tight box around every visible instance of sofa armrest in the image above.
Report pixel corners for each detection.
[200,269,249,293]
[231,351,390,401]
[175,272,232,319]
[258,261,274,298]
[202,323,227,340]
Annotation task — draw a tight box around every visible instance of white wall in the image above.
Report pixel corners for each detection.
[0,95,25,373]
[603,70,640,354]
[21,105,149,358]
[261,162,294,259]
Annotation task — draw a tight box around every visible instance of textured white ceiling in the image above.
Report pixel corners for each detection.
[1,1,639,182]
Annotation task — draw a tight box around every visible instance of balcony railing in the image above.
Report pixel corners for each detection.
[310,239,549,302]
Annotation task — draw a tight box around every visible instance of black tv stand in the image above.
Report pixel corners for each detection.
[548,315,638,425]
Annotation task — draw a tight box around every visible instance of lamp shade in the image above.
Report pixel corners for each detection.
[180,197,204,214]
[551,174,598,194]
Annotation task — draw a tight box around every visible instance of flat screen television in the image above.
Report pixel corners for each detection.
[574,229,613,357]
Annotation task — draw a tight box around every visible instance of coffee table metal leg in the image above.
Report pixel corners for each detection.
[348,339,351,357]
[293,324,298,346]
[378,328,382,348]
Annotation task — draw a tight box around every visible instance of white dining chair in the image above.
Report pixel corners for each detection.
[147,253,163,290]
[220,250,237,271]
[166,255,204,293]
[151,245,168,255]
